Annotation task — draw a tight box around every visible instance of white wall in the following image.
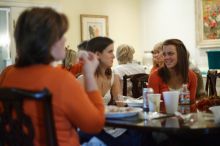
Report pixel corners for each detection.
[140,0,210,71]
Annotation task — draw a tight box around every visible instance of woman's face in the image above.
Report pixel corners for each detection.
[152,49,164,64]
[50,36,66,61]
[97,43,115,68]
[163,45,178,69]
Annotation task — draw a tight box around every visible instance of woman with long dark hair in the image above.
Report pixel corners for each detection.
[78,36,121,104]
[78,37,146,146]
[148,39,197,107]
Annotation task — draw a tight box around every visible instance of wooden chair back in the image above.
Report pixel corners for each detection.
[205,70,220,96]
[0,88,58,146]
[123,73,149,98]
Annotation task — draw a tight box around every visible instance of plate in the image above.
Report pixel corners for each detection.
[105,105,142,118]
[139,112,175,120]
[125,99,143,107]
[125,99,162,107]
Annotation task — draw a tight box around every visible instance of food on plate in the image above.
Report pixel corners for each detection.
[105,105,142,118]
[126,98,143,103]
[105,105,134,113]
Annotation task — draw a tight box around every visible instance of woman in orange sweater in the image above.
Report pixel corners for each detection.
[148,39,197,108]
[0,7,105,146]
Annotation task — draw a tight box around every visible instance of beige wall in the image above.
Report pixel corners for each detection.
[59,0,142,65]
[0,0,142,66]
[2,0,210,71]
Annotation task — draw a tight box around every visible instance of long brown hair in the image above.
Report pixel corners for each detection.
[158,39,189,83]
[87,37,114,79]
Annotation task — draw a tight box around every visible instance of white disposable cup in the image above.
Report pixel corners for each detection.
[148,94,161,112]
[163,91,180,114]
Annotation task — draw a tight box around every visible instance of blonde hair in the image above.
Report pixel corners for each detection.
[63,49,77,70]
[152,42,163,67]
[116,44,135,64]
[152,42,163,53]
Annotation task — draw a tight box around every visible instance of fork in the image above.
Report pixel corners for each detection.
[136,96,143,100]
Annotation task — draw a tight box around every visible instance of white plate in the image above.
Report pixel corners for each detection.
[126,102,143,107]
[105,106,142,118]
[125,99,143,107]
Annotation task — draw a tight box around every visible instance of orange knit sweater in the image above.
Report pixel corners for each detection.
[0,64,105,146]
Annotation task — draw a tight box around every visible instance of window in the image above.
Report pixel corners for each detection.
[0,8,11,72]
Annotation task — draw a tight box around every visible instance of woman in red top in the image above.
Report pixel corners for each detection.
[69,41,89,77]
[0,7,104,146]
[148,39,197,105]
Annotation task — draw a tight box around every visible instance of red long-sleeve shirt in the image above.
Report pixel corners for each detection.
[148,69,197,103]
[70,63,83,77]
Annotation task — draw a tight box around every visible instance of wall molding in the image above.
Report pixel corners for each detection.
[0,0,60,9]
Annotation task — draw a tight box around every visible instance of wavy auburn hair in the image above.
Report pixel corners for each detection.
[14,7,68,67]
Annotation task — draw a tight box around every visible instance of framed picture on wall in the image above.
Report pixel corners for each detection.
[80,14,109,41]
[196,0,220,48]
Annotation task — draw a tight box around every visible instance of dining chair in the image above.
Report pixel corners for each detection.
[205,70,220,96]
[0,88,58,146]
[123,73,149,98]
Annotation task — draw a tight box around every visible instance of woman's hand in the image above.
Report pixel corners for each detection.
[78,51,99,91]
[79,51,99,76]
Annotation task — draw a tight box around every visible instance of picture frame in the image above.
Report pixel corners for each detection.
[196,0,220,48]
[80,14,109,41]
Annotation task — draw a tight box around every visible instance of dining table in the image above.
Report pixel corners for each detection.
[105,104,220,146]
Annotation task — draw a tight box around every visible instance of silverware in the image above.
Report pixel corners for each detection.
[152,114,176,120]
[136,96,143,100]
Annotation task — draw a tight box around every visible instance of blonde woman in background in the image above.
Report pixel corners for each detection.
[113,44,146,96]
[61,41,89,77]
[63,47,77,70]
[69,40,89,77]
[150,42,164,74]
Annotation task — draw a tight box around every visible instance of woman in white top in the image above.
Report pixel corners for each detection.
[78,37,143,146]
[78,37,120,104]
[113,44,146,96]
